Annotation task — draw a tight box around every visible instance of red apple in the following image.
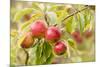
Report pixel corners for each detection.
[21,32,34,48]
[54,41,67,55]
[45,26,61,41]
[84,30,92,38]
[71,31,83,43]
[75,36,83,43]
[30,20,47,37]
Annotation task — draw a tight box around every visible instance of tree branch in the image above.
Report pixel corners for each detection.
[23,48,29,65]
[44,13,50,26]
[62,7,88,22]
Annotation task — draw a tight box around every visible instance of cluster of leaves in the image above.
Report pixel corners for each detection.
[11,2,95,66]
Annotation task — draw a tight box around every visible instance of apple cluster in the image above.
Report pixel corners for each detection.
[21,20,67,55]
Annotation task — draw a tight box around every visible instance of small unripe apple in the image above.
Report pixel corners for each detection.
[45,26,61,41]
[21,32,34,48]
[71,31,83,43]
[54,41,67,55]
[30,20,47,37]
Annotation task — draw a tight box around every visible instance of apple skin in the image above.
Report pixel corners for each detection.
[21,32,34,48]
[30,20,47,37]
[54,41,67,55]
[45,26,61,41]
[71,31,83,44]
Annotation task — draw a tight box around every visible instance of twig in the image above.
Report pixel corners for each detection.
[44,13,49,26]
[62,7,88,22]
[23,48,29,65]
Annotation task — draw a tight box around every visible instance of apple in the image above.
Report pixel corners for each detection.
[84,30,92,38]
[71,31,83,43]
[21,32,34,48]
[45,26,61,41]
[30,20,47,37]
[54,41,67,55]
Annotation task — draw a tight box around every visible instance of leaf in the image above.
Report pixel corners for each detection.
[76,9,93,33]
[44,53,54,64]
[35,41,52,64]
[67,38,76,49]
[71,17,78,32]
[42,41,52,60]
[39,4,46,12]
[83,10,92,32]
[49,5,65,11]
[46,12,58,25]
[77,13,85,33]
[56,10,68,22]
[35,44,43,64]
[48,5,58,11]
[13,8,33,22]
[83,24,91,32]
[32,3,42,11]
[28,44,38,65]
[65,17,73,33]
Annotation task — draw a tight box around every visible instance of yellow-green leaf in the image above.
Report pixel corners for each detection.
[67,38,76,49]
[17,34,26,47]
